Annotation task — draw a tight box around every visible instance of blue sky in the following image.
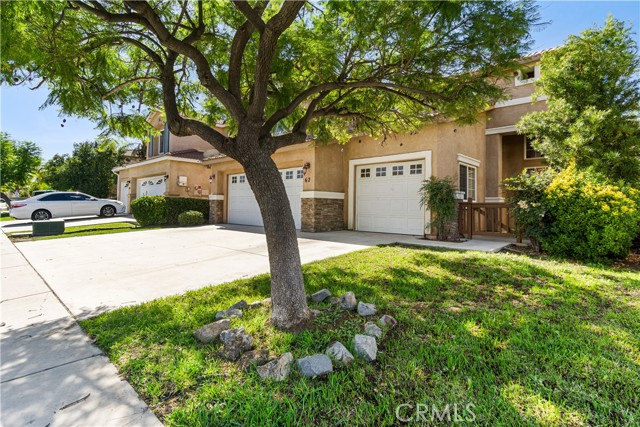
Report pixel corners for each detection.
[1,1,638,161]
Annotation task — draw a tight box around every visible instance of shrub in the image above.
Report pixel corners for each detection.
[165,197,209,224]
[178,210,205,226]
[503,169,556,252]
[130,196,167,226]
[540,167,640,261]
[419,176,457,240]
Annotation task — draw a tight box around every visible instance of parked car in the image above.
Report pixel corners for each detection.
[9,191,125,220]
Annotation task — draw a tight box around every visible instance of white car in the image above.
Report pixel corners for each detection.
[9,191,126,221]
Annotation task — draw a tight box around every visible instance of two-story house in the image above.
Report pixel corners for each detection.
[114,50,549,232]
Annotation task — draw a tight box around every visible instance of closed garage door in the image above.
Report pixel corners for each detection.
[356,160,425,235]
[228,168,303,229]
[137,176,167,197]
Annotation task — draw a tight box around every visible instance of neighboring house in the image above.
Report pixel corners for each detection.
[114,51,548,233]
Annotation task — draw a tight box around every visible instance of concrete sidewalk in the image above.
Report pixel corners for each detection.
[0,233,162,427]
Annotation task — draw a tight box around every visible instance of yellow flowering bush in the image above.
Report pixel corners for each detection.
[542,167,640,260]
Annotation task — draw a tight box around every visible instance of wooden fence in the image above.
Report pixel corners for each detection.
[457,198,516,239]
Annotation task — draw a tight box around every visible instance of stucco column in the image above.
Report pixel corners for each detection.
[208,195,224,224]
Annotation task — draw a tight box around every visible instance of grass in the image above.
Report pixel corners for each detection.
[0,216,14,221]
[8,222,143,240]
[81,247,640,426]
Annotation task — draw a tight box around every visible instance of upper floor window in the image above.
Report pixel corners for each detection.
[524,138,545,160]
[515,65,540,86]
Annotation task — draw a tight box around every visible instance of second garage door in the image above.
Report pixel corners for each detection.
[137,176,167,197]
[228,168,303,229]
[356,160,425,235]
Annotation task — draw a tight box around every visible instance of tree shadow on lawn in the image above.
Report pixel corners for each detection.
[80,246,640,427]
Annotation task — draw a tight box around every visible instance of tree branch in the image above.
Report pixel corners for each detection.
[232,1,266,33]
[102,76,160,99]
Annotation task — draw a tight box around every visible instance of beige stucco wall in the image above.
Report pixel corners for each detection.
[500,134,547,197]
[115,159,210,210]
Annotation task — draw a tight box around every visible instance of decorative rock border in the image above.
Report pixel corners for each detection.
[193,295,398,382]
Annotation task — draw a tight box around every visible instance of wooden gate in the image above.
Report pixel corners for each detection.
[458,198,515,239]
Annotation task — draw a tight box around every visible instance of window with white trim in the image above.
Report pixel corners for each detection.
[392,165,404,176]
[239,175,245,183]
[285,170,294,180]
[525,166,547,175]
[375,167,386,177]
[360,168,371,178]
[524,138,545,160]
[515,65,540,86]
[459,163,477,201]
[231,176,238,184]
[409,164,423,175]
[296,169,304,179]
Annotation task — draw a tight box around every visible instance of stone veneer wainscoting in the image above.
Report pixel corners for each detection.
[300,192,345,232]
[208,195,224,224]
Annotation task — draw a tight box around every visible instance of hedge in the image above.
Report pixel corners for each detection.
[178,210,205,226]
[131,196,209,226]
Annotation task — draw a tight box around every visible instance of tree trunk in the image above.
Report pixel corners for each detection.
[241,149,310,331]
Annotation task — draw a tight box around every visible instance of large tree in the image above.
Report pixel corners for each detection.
[41,139,125,198]
[0,132,42,194]
[1,1,538,330]
[517,17,640,184]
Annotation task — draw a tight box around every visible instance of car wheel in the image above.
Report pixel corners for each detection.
[32,209,52,221]
[100,205,116,217]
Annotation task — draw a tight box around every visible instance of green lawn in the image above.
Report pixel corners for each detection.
[81,246,640,427]
[7,221,143,240]
[0,216,15,221]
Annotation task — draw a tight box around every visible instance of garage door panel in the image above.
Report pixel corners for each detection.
[137,176,166,198]
[228,168,302,229]
[356,160,425,235]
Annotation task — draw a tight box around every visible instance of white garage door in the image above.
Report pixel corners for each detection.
[356,160,425,235]
[228,168,303,229]
[137,176,167,197]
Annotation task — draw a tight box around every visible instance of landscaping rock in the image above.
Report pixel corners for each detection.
[339,292,357,310]
[325,341,354,366]
[229,300,248,310]
[248,301,263,309]
[215,308,243,320]
[257,352,294,381]
[378,314,398,329]
[310,309,322,317]
[354,334,377,361]
[364,322,382,339]
[220,328,253,361]
[194,319,230,344]
[357,301,377,316]
[329,297,340,305]
[297,354,333,377]
[238,349,270,372]
[261,297,272,306]
[310,289,331,303]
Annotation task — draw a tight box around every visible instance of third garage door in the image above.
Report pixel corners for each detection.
[228,168,303,229]
[355,160,425,235]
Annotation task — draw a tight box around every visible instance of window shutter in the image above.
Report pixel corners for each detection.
[162,122,170,153]
[148,132,154,157]
[459,164,468,199]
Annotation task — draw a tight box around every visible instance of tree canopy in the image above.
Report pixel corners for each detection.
[41,139,125,198]
[0,132,43,193]
[517,17,640,184]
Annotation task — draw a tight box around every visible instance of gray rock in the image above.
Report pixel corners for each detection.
[220,328,253,361]
[378,314,398,329]
[325,341,354,366]
[261,297,272,306]
[215,308,243,320]
[297,354,333,377]
[364,322,383,339]
[194,319,230,344]
[248,301,263,309]
[238,349,270,372]
[310,289,331,303]
[357,301,377,316]
[257,352,294,381]
[339,292,357,310]
[354,334,377,361]
[229,300,248,310]
[329,297,340,305]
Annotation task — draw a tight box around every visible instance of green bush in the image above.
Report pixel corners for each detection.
[503,169,556,252]
[419,176,457,240]
[165,197,209,224]
[540,167,640,261]
[130,196,167,226]
[178,210,205,226]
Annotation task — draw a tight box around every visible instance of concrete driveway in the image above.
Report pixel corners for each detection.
[12,224,511,319]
